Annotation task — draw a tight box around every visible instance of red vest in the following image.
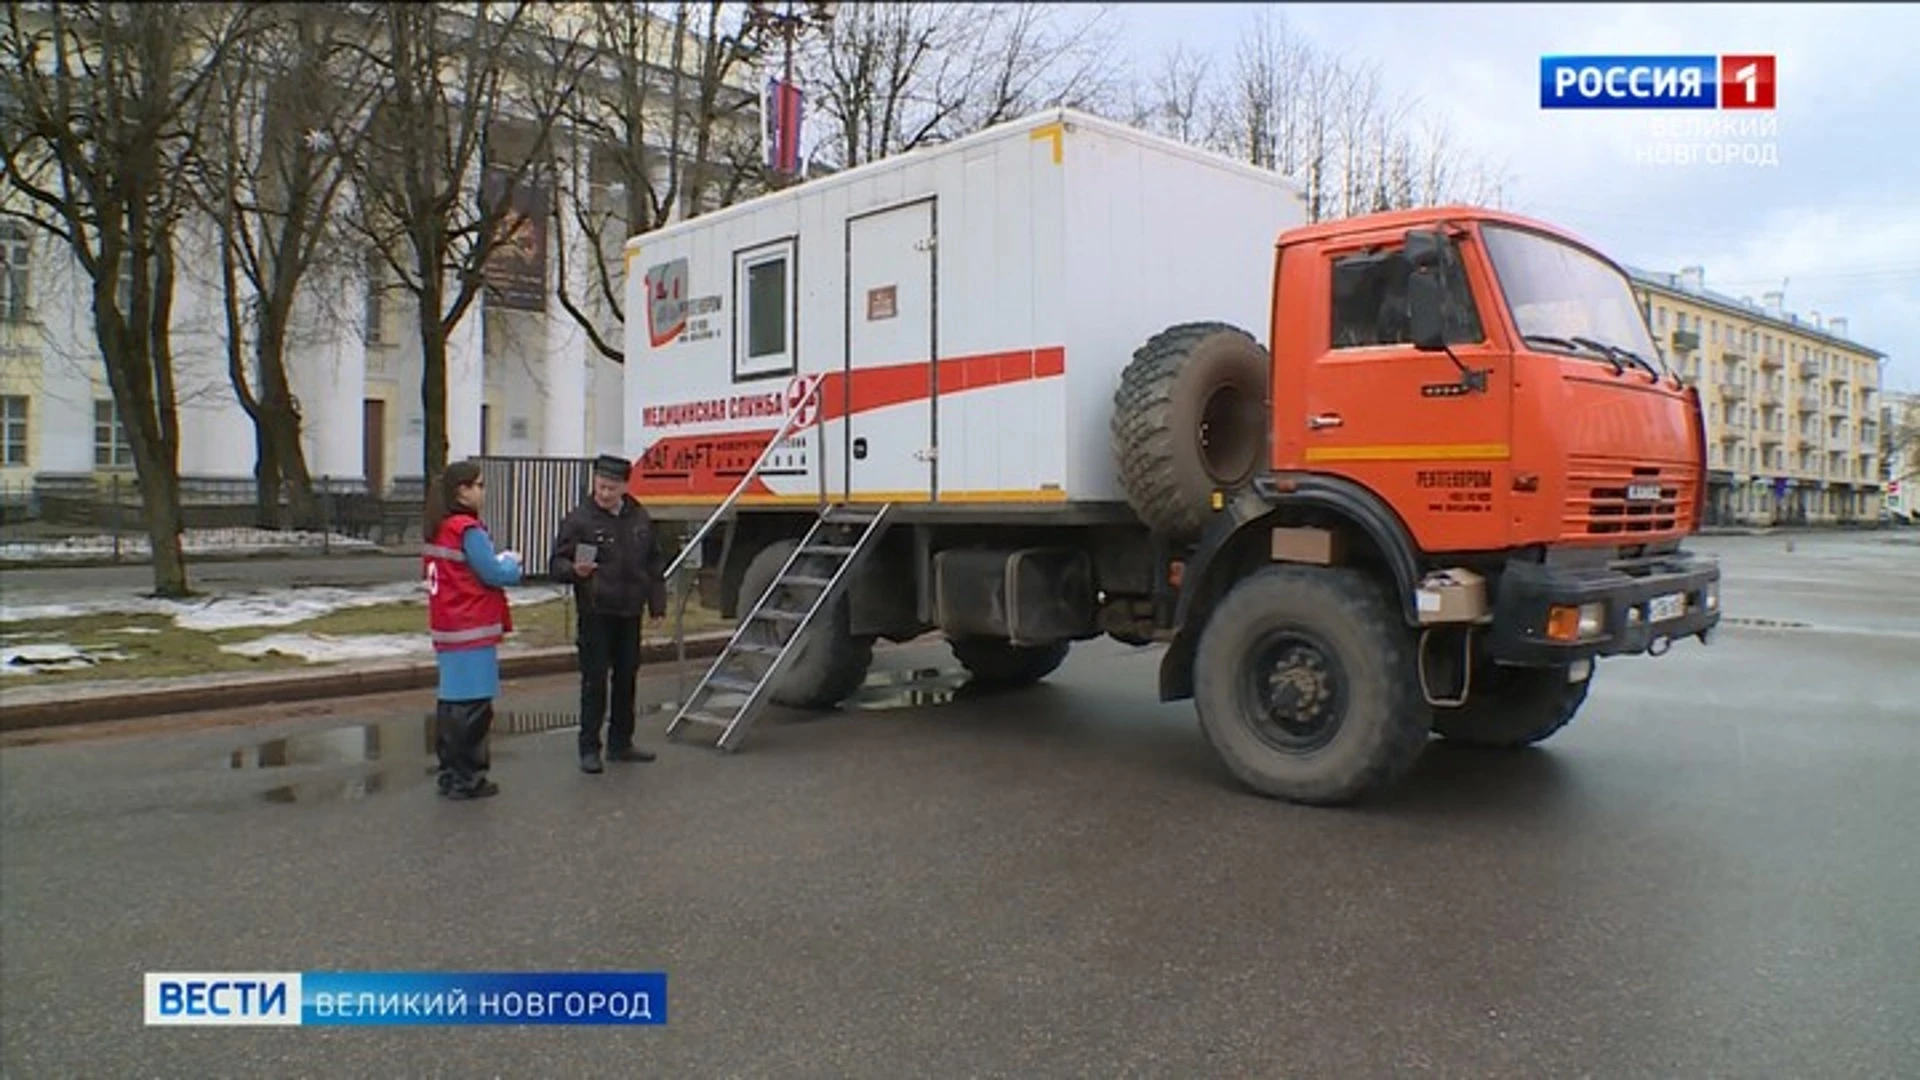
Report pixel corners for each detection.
[423,512,513,652]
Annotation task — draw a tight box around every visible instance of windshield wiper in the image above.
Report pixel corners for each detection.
[1571,336,1662,382]
[1525,333,1624,374]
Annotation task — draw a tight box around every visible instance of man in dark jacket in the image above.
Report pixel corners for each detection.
[550,454,669,774]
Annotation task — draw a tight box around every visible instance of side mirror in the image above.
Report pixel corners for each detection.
[1408,266,1446,351]
[1404,228,1446,270]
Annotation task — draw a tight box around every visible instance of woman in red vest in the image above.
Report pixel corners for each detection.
[422,460,523,799]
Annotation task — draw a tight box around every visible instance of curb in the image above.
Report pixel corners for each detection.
[0,634,733,734]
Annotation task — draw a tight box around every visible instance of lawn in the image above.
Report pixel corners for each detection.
[0,596,732,685]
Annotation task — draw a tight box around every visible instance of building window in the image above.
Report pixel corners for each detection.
[1,395,26,465]
[1329,240,1484,350]
[0,222,27,323]
[364,252,387,345]
[733,237,795,380]
[93,399,134,468]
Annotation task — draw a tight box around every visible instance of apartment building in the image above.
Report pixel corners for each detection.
[1884,390,1920,522]
[1630,265,1887,526]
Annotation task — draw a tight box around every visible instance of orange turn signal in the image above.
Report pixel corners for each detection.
[1545,605,1582,642]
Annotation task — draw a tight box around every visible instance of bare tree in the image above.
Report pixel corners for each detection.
[807,2,1116,170]
[1110,40,1214,143]
[1140,7,1508,223]
[195,5,380,528]
[0,1,253,597]
[553,1,762,363]
[342,1,591,484]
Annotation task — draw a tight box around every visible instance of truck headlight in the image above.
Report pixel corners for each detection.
[1546,602,1607,642]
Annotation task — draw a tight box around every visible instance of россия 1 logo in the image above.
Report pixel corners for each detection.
[1540,55,1776,109]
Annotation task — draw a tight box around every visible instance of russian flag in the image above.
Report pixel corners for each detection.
[765,78,804,175]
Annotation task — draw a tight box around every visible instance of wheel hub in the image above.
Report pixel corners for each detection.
[1243,632,1347,752]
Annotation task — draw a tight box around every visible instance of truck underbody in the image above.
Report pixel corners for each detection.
[675,486,1719,710]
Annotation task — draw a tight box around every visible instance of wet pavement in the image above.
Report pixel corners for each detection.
[2,531,1918,1077]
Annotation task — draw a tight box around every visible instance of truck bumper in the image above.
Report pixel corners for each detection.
[1485,550,1722,666]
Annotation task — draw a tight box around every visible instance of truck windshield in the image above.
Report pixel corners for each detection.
[1481,224,1666,375]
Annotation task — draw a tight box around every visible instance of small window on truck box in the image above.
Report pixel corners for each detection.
[734,238,796,381]
[1330,242,1484,349]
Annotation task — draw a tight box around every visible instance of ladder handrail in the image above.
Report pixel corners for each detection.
[661,380,825,708]
[661,381,823,585]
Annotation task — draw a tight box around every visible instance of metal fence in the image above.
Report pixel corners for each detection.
[476,456,597,581]
[0,474,429,563]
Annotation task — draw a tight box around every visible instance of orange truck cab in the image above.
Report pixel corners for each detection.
[1148,207,1721,802]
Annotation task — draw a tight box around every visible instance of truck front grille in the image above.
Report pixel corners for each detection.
[1564,458,1695,536]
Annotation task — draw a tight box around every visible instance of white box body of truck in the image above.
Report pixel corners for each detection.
[622,108,1306,515]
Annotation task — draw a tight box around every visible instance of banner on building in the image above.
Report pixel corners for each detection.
[764,78,804,177]
[480,167,550,313]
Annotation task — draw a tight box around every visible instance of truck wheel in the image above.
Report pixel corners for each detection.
[738,539,874,709]
[1111,322,1270,539]
[1193,566,1430,805]
[1432,664,1592,748]
[950,637,1070,687]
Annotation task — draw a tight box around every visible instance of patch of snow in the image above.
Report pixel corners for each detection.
[0,581,568,626]
[171,583,428,632]
[0,528,376,562]
[219,632,433,664]
[105,626,164,636]
[1,642,131,675]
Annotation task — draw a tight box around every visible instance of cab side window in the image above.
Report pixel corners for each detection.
[1329,241,1484,349]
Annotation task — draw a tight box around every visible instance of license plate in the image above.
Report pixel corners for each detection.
[1626,482,1662,502]
[1648,592,1686,623]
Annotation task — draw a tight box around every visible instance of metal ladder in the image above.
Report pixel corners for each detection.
[666,503,892,751]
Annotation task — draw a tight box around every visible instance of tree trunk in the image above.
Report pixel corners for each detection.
[142,463,191,598]
[255,329,321,528]
[420,279,449,484]
[253,424,283,529]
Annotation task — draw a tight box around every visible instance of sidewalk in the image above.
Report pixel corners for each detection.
[0,631,735,733]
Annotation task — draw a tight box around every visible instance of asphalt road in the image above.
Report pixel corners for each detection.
[0,554,421,607]
[2,531,1917,1077]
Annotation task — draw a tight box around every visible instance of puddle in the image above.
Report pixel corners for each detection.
[223,667,979,801]
[226,715,435,803]
[845,666,971,710]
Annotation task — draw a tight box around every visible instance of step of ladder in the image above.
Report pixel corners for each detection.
[665,503,893,752]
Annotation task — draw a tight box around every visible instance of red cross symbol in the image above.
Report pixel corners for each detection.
[785,375,821,428]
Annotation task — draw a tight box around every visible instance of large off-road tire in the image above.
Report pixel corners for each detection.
[949,637,1070,687]
[1432,663,1592,748]
[1111,322,1271,539]
[1193,566,1431,805]
[738,539,874,709]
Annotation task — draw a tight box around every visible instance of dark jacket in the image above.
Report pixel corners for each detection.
[549,495,668,618]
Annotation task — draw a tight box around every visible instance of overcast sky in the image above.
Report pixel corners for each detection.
[1114,2,1919,392]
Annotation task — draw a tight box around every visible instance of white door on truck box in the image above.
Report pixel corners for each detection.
[844,198,936,501]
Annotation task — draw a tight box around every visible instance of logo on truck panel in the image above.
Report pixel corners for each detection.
[644,258,688,347]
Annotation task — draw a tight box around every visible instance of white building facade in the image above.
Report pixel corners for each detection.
[0,196,631,500]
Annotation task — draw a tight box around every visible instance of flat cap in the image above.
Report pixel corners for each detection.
[592,454,631,480]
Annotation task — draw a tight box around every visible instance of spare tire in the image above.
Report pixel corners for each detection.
[1111,322,1271,539]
